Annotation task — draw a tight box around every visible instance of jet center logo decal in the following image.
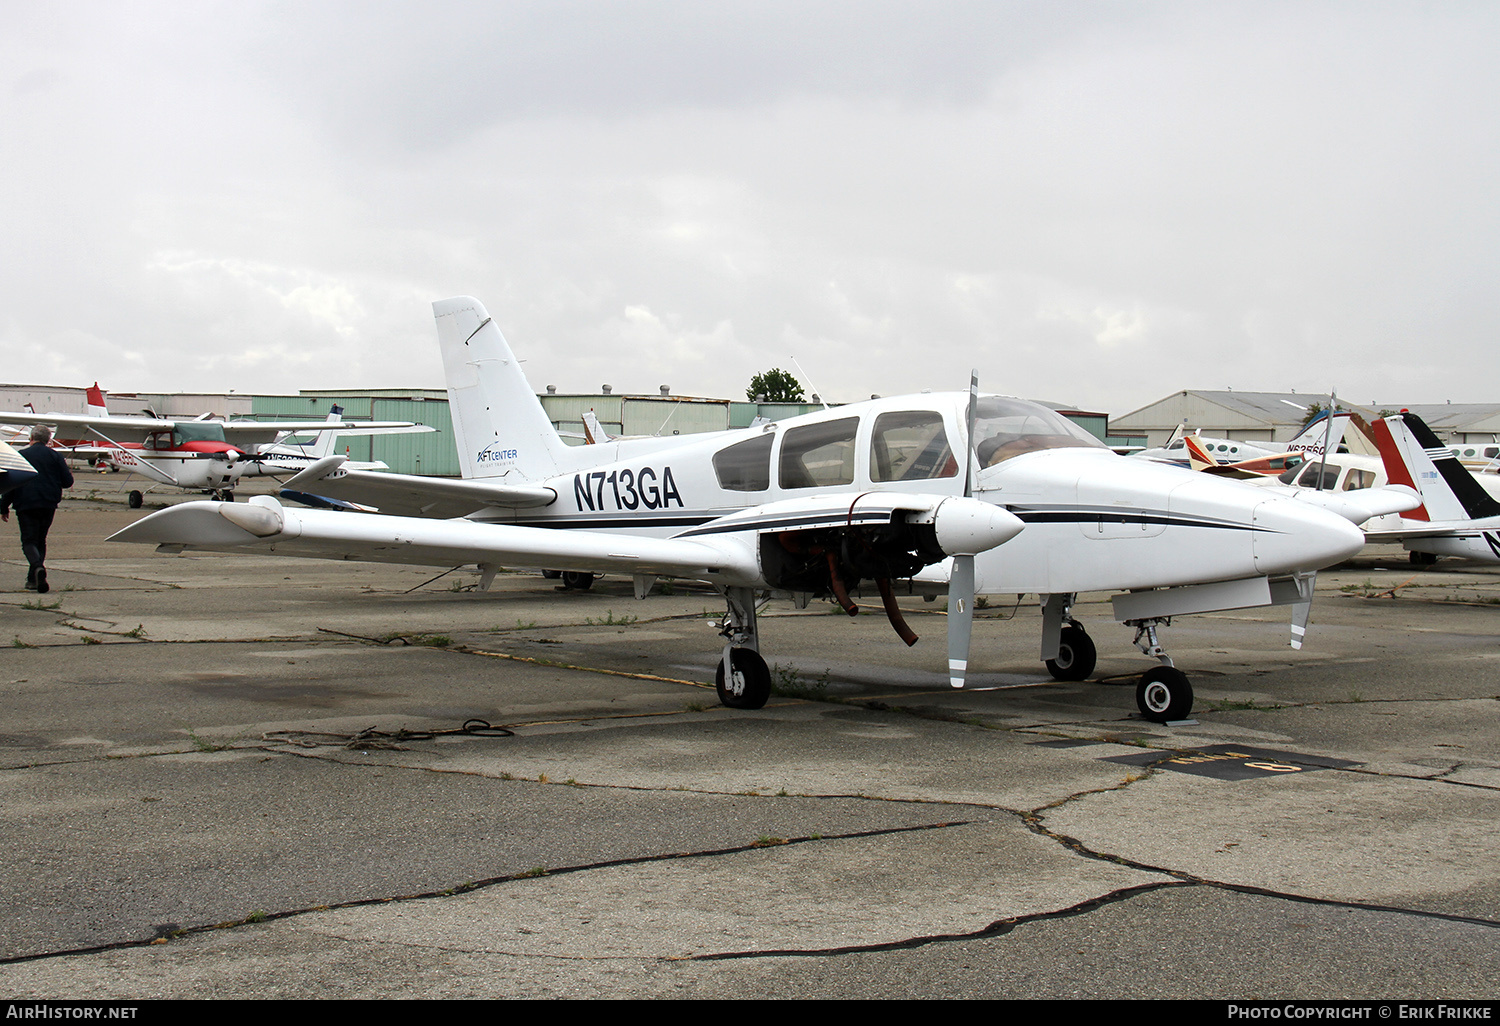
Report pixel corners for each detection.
[476,443,519,466]
[574,467,683,511]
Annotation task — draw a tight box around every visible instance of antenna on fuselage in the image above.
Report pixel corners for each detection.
[790,357,829,411]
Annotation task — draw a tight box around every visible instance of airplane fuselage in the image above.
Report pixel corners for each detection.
[468,393,1364,596]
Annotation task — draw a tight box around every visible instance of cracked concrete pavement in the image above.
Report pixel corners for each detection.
[0,499,1497,998]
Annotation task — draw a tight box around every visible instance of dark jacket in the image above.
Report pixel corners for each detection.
[0,443,74,513]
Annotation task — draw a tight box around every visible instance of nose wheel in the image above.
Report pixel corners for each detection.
[1136,666,1193,722]
[1127,617,1194,722]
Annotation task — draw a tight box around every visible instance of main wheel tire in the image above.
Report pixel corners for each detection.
[1137,666,1193,722]
[1409,550,1438,566]
[127,491,143,509]
[715,648,771,710]
[1045,624,1097,681]
[561,571,595,590]
[220,490,234,503]
[542,570,562,580]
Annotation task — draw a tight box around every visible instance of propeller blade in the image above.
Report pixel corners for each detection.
[1290,571,1315,650]
[948,553,975,687]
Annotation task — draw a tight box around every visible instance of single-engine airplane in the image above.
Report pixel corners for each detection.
[112,297,1368,721]
[0,389,432,506]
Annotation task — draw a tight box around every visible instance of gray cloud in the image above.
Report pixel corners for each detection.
[3,1,1498,414]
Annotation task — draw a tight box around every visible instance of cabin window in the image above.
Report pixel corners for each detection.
[144,431,173,451]
[713,432,773,491]
[1296,464,1339,489]
[870,412,958,482]
[1342,470,1375,490]
[780,417,858,488]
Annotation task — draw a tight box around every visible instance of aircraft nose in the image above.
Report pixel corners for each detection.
[1251,497,1365,575]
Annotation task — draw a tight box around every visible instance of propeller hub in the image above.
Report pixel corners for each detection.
[925,497,1024,556]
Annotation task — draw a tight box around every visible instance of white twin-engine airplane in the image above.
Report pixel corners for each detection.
[112,297,1369,722]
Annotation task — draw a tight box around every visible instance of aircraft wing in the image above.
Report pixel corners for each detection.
[216,421,434,447]
[0,411,432,448]
[0,440,37,497]
[1278,484,1421,525]
[0,411,175,444]
[280,457,556,517]
[109,496,762,580]
[111,492,1022,586]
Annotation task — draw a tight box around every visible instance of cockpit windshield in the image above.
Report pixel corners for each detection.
[972,397,1108,467]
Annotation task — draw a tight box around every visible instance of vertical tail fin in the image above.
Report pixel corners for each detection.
[85,383,108,418]
[1374,413,1500,522]
[1182,435,1217,472]
[434,297,568,481]
[308,404,344,459]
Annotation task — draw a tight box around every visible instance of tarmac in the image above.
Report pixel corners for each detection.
[1,481,1497,999]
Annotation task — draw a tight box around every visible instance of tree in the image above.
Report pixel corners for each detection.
[746,368,804,403]
[1298,402,1326,428]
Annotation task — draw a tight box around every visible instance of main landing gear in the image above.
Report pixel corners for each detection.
[127,490,143,509]
[714,586,771,709]
[1040,594,1098,681]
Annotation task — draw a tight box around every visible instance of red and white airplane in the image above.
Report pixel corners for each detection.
[0,385,432,507]
[113,297,1375,721]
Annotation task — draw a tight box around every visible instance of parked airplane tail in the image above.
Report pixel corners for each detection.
[1373,413,1500,523]
[1284,411,1380,460]
[85,383,108,418]
[309,405,345,459]
[434,297,568,482]
[1182,434,1217,472]
[581,409,613,445]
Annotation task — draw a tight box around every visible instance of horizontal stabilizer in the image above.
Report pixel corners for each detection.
[283,460,556,517]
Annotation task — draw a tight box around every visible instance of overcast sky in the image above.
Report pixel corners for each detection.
[4,1,1498,414]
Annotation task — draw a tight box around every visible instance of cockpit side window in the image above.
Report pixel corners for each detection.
[172,422,228,447]
[972,397,1107,468]
[713,432,773,491]
[1297,464,1339,489]
[780,417,858,488]
[870,411,957,482]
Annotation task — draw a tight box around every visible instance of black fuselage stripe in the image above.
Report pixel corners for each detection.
[1011,510,1268,532]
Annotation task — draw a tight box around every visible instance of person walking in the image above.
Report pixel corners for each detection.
[0,425,74,593]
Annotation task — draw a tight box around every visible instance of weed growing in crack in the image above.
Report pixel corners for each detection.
[771,663,831,699]
[584,611,637,627]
